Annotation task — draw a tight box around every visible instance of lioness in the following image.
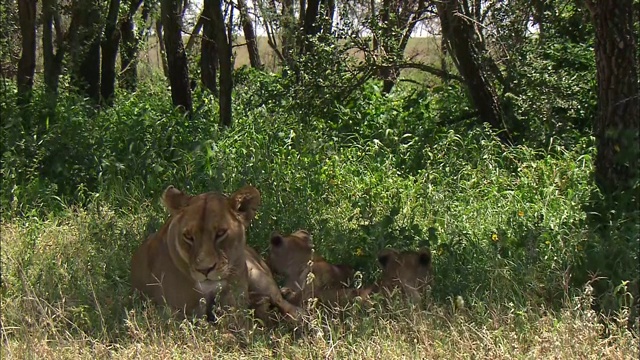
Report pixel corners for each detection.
[267,230,354,305]
[130,185,260,323]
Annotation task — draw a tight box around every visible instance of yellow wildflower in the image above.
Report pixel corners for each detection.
[491,233,499,242]
[517,211,524,217]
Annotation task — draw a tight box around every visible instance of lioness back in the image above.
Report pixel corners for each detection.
[130,185,261,321]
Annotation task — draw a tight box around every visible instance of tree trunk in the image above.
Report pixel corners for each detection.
[101,0,121,105]
[185,12,204,53]
[119,0,145,91]
[281,0,296,67]
[201,0,218,94]
[69,1,103,103]
[42,0,68,97]
[161,0,192,113]
[323,0,335,34]
[156,19,170,79]
[440,35,449,84]
[209,0,232,127]
[436,0,511,143]
[377,0,397,94]
[237,0,262,69]
[584,0,639,334]
[587,0,639,197]
[81,39,102,103]
[17,0,37,105]
[302,0,321,54]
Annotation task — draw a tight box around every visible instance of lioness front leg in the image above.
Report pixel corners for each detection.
[215,286,250,332]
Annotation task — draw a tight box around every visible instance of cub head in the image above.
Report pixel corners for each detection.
[377,247,433,305]
[162,185,261,286]
[267,229,313,276]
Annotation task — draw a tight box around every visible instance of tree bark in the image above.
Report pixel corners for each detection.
[69,1,103,103]
[42,0,73,97]
[302,0,322,54]
[281,0,296,67]
[378,0,396,93]
[587,0,639,197]
[161,0,192,113]
[156,19,170,79]
[237,0,262,68]
[201,0,218,94]
[119,0,146,91]
[17,0,37,105]
[209,0,232,127]
[185,12,204,53]
[323,0,335,34]
[436,0,510,143]
[100,0,121,105]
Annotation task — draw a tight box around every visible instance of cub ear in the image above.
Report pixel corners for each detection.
[417,247,432,267]
[162,186,191,215]
[377,248,397,268]
[292,229,313,246]
[270,231,284,247]
[229,186,261,225]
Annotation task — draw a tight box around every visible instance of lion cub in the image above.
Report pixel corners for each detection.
[267,230,354,305]
[374,247,433,305]
[299,247,434,308]
[245,245,302,324]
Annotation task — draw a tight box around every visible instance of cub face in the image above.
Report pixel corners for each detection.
[377,247,433,305]
[267,229,313,278]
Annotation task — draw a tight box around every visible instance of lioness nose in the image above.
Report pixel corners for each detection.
[196,264,217,276]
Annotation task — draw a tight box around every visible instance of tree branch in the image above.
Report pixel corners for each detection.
[383,62,464,82]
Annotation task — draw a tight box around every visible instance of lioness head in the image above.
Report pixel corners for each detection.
[377,247,433,305]
[162,185,261,287]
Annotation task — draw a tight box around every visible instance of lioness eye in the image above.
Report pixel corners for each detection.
[183,232,194,245]
[215,229,228,241]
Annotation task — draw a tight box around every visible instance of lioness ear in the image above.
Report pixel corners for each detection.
[270,232,284,247]
[292,229,313,246]
[417,248,432,267]
[229,186,261,225]
[377,248,397,268]
[162,186,191,215]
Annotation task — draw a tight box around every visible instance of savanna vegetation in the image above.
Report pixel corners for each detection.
[1,0,638,358]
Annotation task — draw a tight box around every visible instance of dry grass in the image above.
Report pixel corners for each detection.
[141,35,441,72]
[1,208,638,360]
[2,296,637,359]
